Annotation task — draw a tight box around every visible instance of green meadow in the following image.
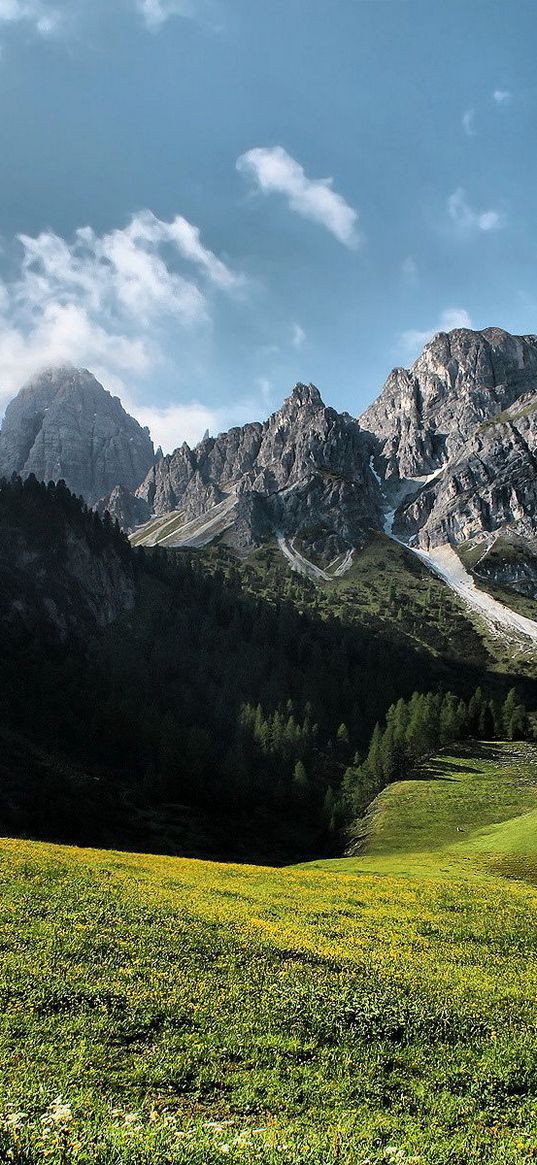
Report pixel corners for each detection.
[2,742,537,1163]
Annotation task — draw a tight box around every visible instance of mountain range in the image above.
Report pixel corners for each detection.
[2,325,537,861]
[1,325,537,606]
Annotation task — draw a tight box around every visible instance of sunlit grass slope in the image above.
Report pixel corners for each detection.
[3,744,537,1163]
[331,741,537,878]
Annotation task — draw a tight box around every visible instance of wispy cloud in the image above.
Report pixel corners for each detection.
[493,89,512,105]
[255,376,273,406]
[400,307,473,359]
[236,145,361,249]
[126,399,219,451]
[462,108,476,136]
[291,322,306,349]
[0,0,62,35]
[129,379,276,452]
[401,255,418,284]
[135,0,197,31]
[447,187,503,234]
[0,210,242,405]
[0,0,208,37]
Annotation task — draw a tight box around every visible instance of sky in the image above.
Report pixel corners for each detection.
[0,0,535,451]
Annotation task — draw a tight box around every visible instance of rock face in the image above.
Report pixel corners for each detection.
[0,478,135,643]
[135,384,383,559]
[0,366,155,504]
[394,389,537,548]
[5,328,537,579]
[95,485,151,532]
[361,328,537,477]
[103,330,537,573]
[465,534,537,601]
[360,328,537,552]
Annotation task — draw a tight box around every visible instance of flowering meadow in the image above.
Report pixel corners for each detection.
[1,744,537,1163]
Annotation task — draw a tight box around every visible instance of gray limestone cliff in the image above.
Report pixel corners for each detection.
[133,383,383,559]
[0,366,155,504]
[359,328,537,555]
[360,327,537,480]
[95,484,151,531]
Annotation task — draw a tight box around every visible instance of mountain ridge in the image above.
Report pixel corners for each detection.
[2,326,537,585]
[129,380,383,560]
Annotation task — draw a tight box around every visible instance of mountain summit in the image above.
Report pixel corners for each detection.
[130,383,383,559]
[0,366,155,505]
[359,327,537,553]
[360,327,537,480]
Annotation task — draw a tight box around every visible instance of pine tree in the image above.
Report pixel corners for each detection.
[366,723,383,783]
[380,722,398,781]
[502,688,519,740]
[502,688,528,740]
[341,766,359,811]
[439,692,462,746]
[480,700,496,740]
[336,722,350,750]
[293,760,308,789]
[468,687,485,736]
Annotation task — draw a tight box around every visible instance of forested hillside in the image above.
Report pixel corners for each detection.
[0,475,535,860]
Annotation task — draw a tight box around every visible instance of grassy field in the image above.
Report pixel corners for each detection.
[3,744,537,1163]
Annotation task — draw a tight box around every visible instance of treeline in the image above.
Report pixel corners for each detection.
[0,473,131,559]
[343,686,531,818]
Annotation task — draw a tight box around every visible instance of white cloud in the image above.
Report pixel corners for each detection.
[447,187,503,233]
[0,0,61,33]
[400,307,473,358]
[493,89,512,105]
[135,0,196,30]
[0,303,152,404]
[477,210,502,231]
[128,400,219,451]
[291,322,306,348]
[236,145,360,248]
[462,108,476,136]
[17,209,240,325]
[127,380,275,453]
[153,213,240,289]
[0,210,241,404]
[0,0,206,38]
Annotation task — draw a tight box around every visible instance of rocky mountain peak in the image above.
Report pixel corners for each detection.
[410,326,537,390]
[360,326,537,481]
[267,383,325,431]
[289,382,323,407]
[0,366,155,505]
[130,380,383,559]
[359,325,537,555]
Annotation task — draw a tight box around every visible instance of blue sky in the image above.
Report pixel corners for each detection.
[0,0,535,449]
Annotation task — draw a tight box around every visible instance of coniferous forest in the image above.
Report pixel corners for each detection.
[0,474,534,861]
